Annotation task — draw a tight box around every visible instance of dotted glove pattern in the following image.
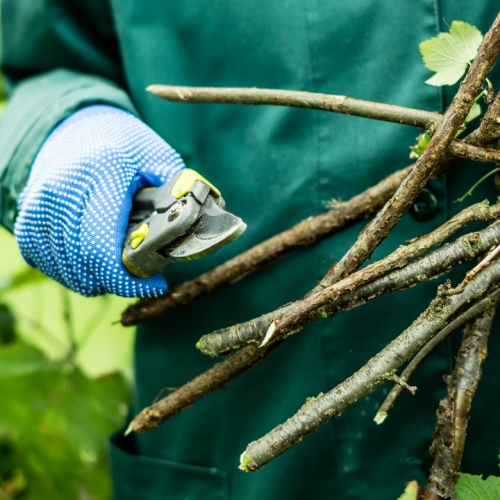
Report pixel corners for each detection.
[14,105,185,297]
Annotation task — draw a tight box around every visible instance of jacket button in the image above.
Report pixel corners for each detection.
[409,189,438,222]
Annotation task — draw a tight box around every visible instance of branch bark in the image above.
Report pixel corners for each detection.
[199,204,500,357]
[239,259,500,472]
[448,141,500,164]
[375,263,497,421]
[121,165,413,326]
[127,220,500,436]
[422,308,496,500]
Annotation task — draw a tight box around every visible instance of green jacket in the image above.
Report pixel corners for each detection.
[1,1,499,499]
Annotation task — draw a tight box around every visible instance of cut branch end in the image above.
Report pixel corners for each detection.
[374,411,388,425]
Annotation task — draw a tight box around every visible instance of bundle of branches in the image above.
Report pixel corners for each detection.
[123,12,500,500]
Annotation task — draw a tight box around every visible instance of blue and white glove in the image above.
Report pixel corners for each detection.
[14,105,185,298]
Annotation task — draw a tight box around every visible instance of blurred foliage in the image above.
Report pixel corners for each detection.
[0,318,130,500]
[0,236,134,500]
[0,37,134,500]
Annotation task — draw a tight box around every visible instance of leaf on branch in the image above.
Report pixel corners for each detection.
[420,21,483,86]
[456,473,500,500]
[409,132,431,159]
[396,480,419,500]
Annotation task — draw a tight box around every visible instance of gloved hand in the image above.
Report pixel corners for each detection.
[14,105,185,298]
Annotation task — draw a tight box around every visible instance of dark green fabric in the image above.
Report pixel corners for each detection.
[1,1,499,499]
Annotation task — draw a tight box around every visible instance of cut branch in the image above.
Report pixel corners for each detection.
[422,308,496,500]
[199,204,500,357]
[271,12,500,339]
[127,221,500,436]
[121,165,413,326]
[149,85,443,129]
[239,259,500,472]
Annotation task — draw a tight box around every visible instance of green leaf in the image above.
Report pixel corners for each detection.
[410,132,431,159]
[420,21,483,86]
[396,480,419,500]
[456,473,500,500]
[0,342,52,378]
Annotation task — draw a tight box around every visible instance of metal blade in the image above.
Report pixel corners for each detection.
[164,197,247,261]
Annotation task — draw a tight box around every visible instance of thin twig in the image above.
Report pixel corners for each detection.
[149,85,443,129]
[382,373,417,395]
[125,340,283,435]
[447,141,500,164]
[149,86,500,166]
[456,168,500,202]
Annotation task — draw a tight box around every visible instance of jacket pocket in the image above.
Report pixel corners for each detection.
[110,431,229,500]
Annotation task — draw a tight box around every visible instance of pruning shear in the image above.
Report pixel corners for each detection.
[122,169,247,278]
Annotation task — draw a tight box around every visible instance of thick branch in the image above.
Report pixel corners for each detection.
[240,259,500,472]
[127,221,500,437]
[199,204,500,357]
[121,165,413,326]
[422,308,496,500]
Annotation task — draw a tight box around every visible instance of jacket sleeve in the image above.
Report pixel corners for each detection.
[0,0,138,231]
